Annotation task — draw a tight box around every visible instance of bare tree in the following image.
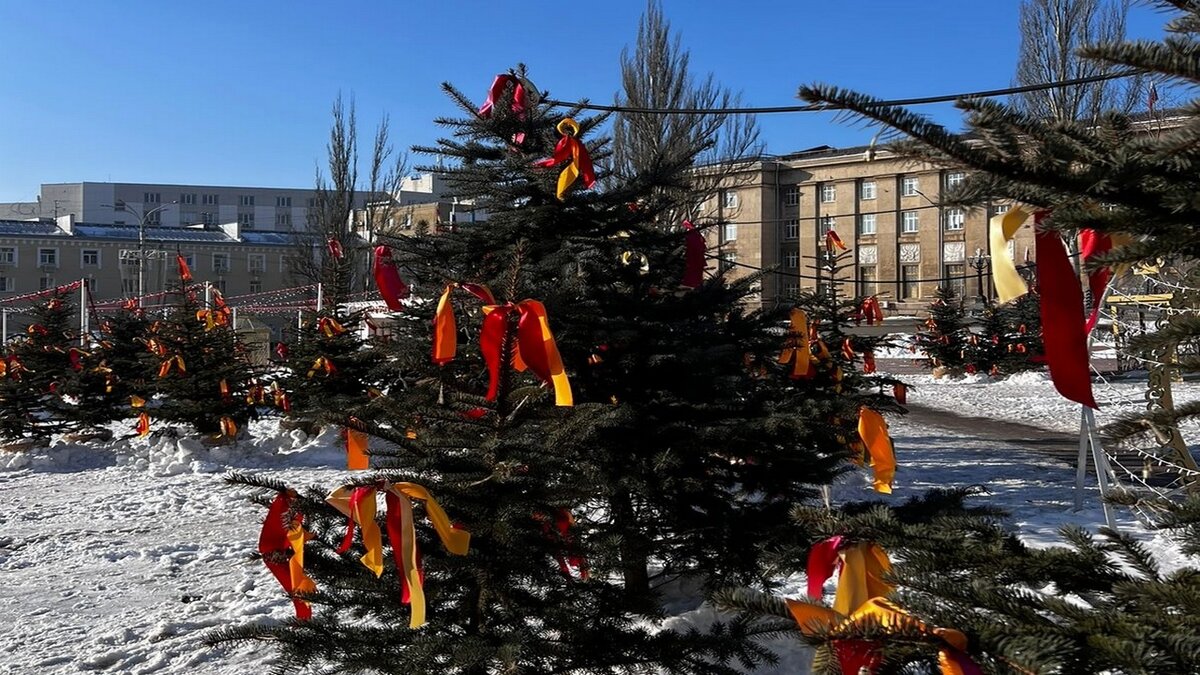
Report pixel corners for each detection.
[289,94,406,305]
[612,0,763,222]
[1014,0,1144,122]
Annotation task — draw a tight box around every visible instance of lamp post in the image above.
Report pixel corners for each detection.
[969,248,990,305]
[103,201,176,300]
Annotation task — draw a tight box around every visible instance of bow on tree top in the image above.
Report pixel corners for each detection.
[535,118,596,201]
[327,481,470,628]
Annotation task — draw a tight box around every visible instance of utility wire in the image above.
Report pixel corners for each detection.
[710,253,1036,285]
[545,69,1140,115]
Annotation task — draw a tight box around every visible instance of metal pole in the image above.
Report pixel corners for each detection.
[316,282,323,313]
[232,306,238,329]
[1075,407,1088,510]
[79,279,88,346]
[204,281,212,308]
[138,212,146,302]
[3,309,8,344]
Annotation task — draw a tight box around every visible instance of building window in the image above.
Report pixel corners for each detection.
[180,193,196,205]
[722,222,737,241]
[239,212,255,228]
[275,213,292,227]
[212,252,231,273]
[113,201,127,212]
[945,208,965,231]
[202,212,216,226]
[858,266,877,297]
[248,253,266,273]
[0,247,16,265]
[785,251,799,268]
[783,219,799,240]
[860,181,876,201]
[720,250,738,272]
[722,191,739,209]
[39,276,55,291]
[783,282,799,298]
[859,213,877,235]
[783,186,800,206]
[821,184,837,203]
[122,277,136,294]
[203,194,219,206]
[901,177,920,197]
[81,249,100,267]
[38,248,58,267]
[946,172,966,189]
[901,210,920,233]
[276,196,292,208]
[993,204,1011,215]
[0,277,12,292]
[944,263,966,297]
[85,277,98,294]
[147,210,161,225]
[239,195,255,207]
[307,197,317,208]
[819,215,835,236]
[144,192,161,203]
[901,264,920,299]
[250,279,262,294]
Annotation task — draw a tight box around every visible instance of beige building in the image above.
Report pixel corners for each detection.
[696,145,1036,312]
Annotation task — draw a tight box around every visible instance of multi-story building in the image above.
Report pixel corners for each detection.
[695,146,1035,312]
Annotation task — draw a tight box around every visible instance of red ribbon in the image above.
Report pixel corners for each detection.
[259,493,311,620]
[807,535,844,599]
[1036,219,1097,409]
[682,220,706,288]
[68,348,84,372]
[479,301,573,405]
[176,254,192,283]
[372,246,411,311]
[541,509,588,580]
[857,296,883,325]
[327,237,344,260]
[893,383,907,405]
[385,491,426,604]
[825,228,848,251]
[274,343,289,360]
[863,350,876,374]
[1079,228,1113,333]
[478,74,530,145]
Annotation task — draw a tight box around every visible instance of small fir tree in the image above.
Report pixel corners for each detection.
[279,310,393,425]
[0,289,76,439]
[913,286,973,372]
[58,303,155,431]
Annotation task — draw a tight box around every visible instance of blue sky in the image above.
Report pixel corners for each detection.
[0,1,1168,202]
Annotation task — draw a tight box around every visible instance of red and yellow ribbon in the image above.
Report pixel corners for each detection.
[68,348,87,372]
[317,317,347,337]
[219,379,231,403]
[480,300,573,406]
[259,492,316,620]
[219,416,238,438]
[433,283,495,366]
[858,407,896,494]
[327,482,470,628]
[787,596,981,675]
[779,308,811,379]
[825,228,848,252]
[135,412,150,437]
[196,308,229,332]
[307,356,336,378]
[535,118,596,200]
[158,355,186,378]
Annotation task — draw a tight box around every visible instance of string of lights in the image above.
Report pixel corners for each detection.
[545,69,1139,115]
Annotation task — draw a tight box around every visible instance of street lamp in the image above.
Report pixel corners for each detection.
[969,248,990,305]
[102,201,176,300]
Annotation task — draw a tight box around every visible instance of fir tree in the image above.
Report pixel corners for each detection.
[279,310,393,426]
[913,286,973,373]
[58,303,154,431]
[147,285,257,437]
[212,64,873,672]
[0,289,76,440]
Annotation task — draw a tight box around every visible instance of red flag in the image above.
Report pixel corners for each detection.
[372,246,411,311]
[176,254,192,283]
[1036,221,1097,409]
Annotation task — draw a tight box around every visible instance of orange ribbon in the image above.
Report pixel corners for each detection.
[433,283,497,366]
[346,426,369,470]
[219,379,231,403]
[220,416,238,438]
[535,118,596,200]
[158,355,186,378]
[307,356,336,378]
[135,412,150,437]
[858,407,896,494]
[327,482,470,628]
[825,228,848,251]
[317,317,347,337]
[176,253,192,282]
[779,309,811,379]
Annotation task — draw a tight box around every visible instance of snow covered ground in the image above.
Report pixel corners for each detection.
[0,390,1191,674]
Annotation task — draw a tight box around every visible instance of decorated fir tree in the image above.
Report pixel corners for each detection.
[279,310,392,426]
[0,289,77,440]
[913,286,973,373]
[145,284,257,437]
[58,302,155,432]
[212,65,885,672]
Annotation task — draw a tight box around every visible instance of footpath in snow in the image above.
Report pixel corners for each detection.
[0,390,1188,674]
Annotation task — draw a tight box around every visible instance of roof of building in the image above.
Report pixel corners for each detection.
[0,220,315,246]
[0,221,67,236]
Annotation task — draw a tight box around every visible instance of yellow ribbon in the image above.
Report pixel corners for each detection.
[519,300,573,407]
[989,206,1030,304]
[858,407,896,494]
[307,356,334,378]
[158,355,186,378]
[286,518,317,602]
[327,486,385,576]
[833,542,893,616]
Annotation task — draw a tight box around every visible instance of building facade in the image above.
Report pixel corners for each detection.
[696,146,1036,312]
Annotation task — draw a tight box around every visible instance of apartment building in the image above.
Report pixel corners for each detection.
[696,146,1034,312]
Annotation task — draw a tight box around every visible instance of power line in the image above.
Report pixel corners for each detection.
[710,253,1033,285]
[545,69,1139,115]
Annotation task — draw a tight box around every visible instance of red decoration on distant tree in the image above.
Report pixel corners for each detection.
[327,238,344,260]
[681,220,706,288]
